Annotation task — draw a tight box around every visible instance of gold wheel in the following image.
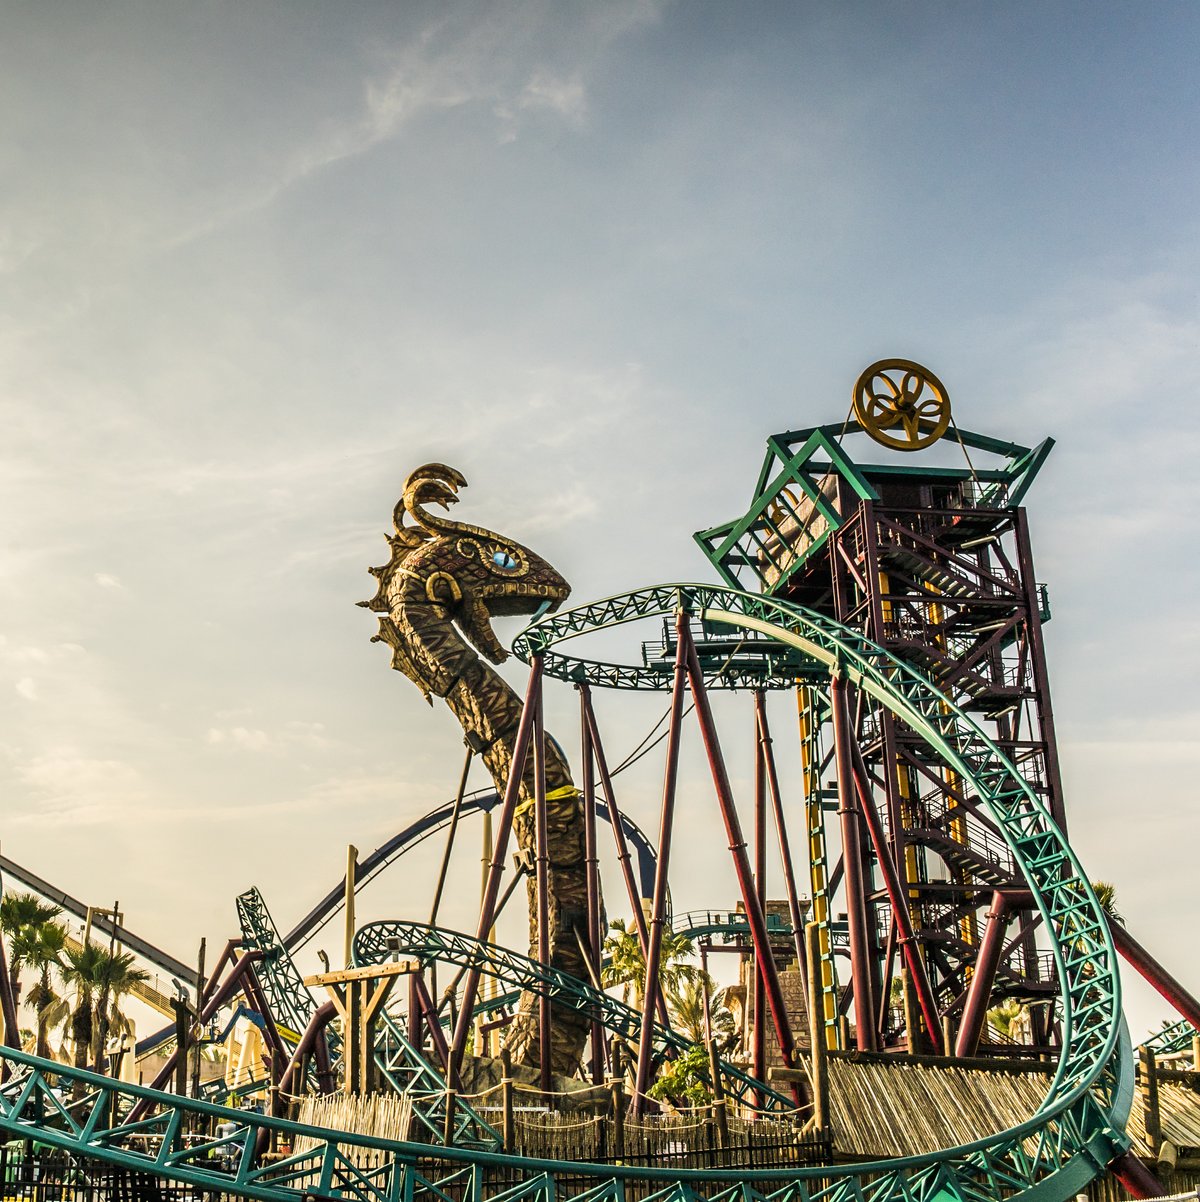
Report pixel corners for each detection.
[853,359,951,451]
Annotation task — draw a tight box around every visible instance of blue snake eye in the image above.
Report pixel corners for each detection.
[493,551,519,571]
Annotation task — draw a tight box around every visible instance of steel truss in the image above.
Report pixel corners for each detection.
[0,584,1131,1202]
[695,426,1065,1057]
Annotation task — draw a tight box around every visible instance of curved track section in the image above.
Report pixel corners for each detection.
[0,584,1131,1202]
[283,792,658,954]
[352,920,795,1114]
[513,583,1133,1198]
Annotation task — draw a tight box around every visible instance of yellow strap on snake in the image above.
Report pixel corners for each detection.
[514,785,580,818]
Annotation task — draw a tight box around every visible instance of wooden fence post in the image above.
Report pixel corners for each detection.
[500,1048,515,1153]
[1140,1045,1161,1156]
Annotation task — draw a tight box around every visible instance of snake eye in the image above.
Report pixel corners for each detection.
[492,551,519,571]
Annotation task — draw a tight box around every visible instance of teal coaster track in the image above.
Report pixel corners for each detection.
[350,921,797,1115]
[0,584,1132,1202]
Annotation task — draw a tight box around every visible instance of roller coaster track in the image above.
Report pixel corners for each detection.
[235,889,502,1150]
[0,585,1132,1202]
[352,920,795,1114]
[283,793,657,954]
[1146,1019,1195,1058]
[0,851,197,987]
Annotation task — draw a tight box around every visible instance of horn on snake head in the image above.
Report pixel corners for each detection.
[404,464,470,536]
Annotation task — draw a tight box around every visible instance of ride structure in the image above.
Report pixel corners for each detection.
[694,360,1062,1059]
[0,359,1192,1202]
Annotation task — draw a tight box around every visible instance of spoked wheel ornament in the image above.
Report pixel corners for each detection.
[853,358,951,451]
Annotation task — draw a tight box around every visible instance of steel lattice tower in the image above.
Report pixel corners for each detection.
[696,361,1064,1056]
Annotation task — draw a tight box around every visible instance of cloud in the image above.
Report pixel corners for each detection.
[11,748,149,826]
[495,71,587,142]
[162,0,668,246]
[206,726,271,752]
[94,572,124,590]
[14,677,37,701]
[205,720,335,754]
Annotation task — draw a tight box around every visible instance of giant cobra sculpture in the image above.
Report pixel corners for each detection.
[362,464,596,1074]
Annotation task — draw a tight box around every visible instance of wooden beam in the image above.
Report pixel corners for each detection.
[303,961,418,987]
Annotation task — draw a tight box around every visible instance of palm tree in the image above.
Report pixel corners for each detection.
[664,973,736,1047]
[1092,880,1124,926]
[601,919,702,1009]
[0,893,62,1005]
[92,949,148,1074]
[16,921,67,1059]
[51,945,147,1095]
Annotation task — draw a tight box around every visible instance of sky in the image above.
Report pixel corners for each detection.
[2,1,1199,1042]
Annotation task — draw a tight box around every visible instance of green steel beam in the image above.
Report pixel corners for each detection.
[0,582,1129,1202]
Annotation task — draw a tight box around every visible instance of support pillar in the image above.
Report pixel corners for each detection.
[830,671,878,1051]
[450,658,542,1077]
[305,962,412,1095]
[756,694,810,1011]
[846,730,941,1050]
[533,681,552,1096]
[955,890,1034,1058]
[633,609,688,1113]
[752,693,768,1094]
[580,690,605,1086]
[682,618,800,1080]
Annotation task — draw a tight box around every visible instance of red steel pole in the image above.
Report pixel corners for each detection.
[752,695,768,1096]
[450,657,543,1077]
[845,729,942,1051]
[682,623,799,1078]
[1111,922,1200,1031]
[579,687,605,1085]
[755,693,810,1013]
[128,950,263,1120]
[411,971,452,1070]
[580,689,671,1034]
[533,675,552,1095]
[830,671,879,1051]
[581,690,651,951]
[955,890,1033,1058]
[1108,1150,1166,1199]
[633,609,689,1114]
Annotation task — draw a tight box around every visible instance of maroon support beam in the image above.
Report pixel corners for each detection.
[581,688,651,951]
[243,965,290,1081]
[633,610,688,1114]
[199,939,242,1007]
[128,950,262,1121]
[955,890,1034,1058]
[1108,1150,1166,1199]
[1111,922,1200,1032]
[408,971,425,1048]
[533,677,552,1095]
[579,691,605,1085]
[270,1002,336,1114]
[0,865,19,1059]
[752,701,767,1094]
[312,1032,334,1094]
[411,971,452,1070]
[830,671,879,1052]
[580,687,671,1033]
[0,932,19,1054]
[845,729,942,1051]
[682,621,799,1080]
[755,694,811,1013]
[449,658,543,1078]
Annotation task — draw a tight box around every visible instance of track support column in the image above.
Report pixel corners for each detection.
[450,657,543,1079]
[633,608,689,1114]
[682,617,799,1079]
[830,669,879,1052]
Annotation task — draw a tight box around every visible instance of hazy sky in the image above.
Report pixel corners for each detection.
[2,2,1198,1040]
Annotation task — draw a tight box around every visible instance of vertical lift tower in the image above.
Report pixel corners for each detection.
[696,360,1061,1058]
